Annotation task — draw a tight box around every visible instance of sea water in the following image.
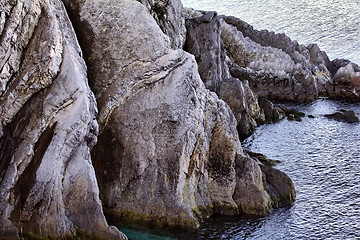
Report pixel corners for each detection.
[182,0,360,65]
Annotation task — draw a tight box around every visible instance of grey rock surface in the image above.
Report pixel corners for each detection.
[0,0,125,239]
[138,0,186,48]
[63,0,295,229]
[184,12,264,138]
[325,63,360,100]
[220,17,319,102]
[325,110,360,123]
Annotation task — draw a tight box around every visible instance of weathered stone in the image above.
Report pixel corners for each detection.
[0,0,126,239]
[220,16,318,102]
[233,154,271,216]
[63,0,294,230]
[332,58,360,73]
[184,12,264,138]
[245,150,281,167]
[259,164,296,209]
[325,110,359,123]
[138,0,186,48]
[325,64,360,101]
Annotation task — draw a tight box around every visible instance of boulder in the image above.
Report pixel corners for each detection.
[258,98,284,123]
[0,0,125,239]
[325,110,359,123]
[325,64,360,101]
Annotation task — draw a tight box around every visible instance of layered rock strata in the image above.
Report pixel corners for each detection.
[6,0,360,238]
[62,0,295,230]
[0,0,125,239]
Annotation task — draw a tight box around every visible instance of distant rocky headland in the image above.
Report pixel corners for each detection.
[1,0,359,239]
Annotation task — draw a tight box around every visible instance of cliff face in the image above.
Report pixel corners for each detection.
[0,0,124,239]
[62,0,294,229]
[0,0,358,239]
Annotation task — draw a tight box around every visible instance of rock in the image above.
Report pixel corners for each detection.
[308,115,315,118]
[258,98,284,123]
[233,154,272,216]
[233,154,295,216]
[259,164,296,209]
[0,0,125,239]
[325,110,360,123]
[245,150,281,167]
[325,63,360,101]
[332,58,360,73]
[220,16,319,102]
[307,43,337,75]
[63,0,295,229]
[283,108,305,117]
[137,0,186,48]
[287,114,295,121]
[184,12,264,138]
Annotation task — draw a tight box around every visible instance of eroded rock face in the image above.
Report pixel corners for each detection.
[184,12,264,139]
[138,0,186,48]
[0,0,125,239]
[325,63,360,100]
[63,0,295,229]
[220,17,319,102]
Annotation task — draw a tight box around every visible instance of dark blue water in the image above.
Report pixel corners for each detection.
[182,0,360,65]
[240,99,360,239]
[116,99,360,239]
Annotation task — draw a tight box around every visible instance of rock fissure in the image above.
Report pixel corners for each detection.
[1,0,359,238]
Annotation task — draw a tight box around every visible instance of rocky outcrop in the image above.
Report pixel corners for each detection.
[62,0,295,230]
[0,0,125,239]
[138,0,186,48]
[325,110,360,123]
[184,12,264,139]
[324,63,360,100]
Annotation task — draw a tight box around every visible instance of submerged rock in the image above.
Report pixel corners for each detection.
[325,110,360,123]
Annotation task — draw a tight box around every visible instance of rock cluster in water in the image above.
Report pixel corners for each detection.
[0,0,358,239]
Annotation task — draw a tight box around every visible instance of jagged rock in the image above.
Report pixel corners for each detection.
[332,58,360,73]
[244,150,281,167]
[307,43,338,75]
[0,0,125,239]
[219,16,319,102]
[137,0,186,48]
[258,98,284,123]
[325,110,359,123]
[63,0,294,229]
[325,63,360,100]
[184,12,264,138]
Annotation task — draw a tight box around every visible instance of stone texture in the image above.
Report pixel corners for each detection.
[0,0,125,239]
[325,110,360,123]
[63,0,295,229]
[138,0,186,48]
[220,17,318,102]
[324,63,360,100]
[184,12,264,138]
